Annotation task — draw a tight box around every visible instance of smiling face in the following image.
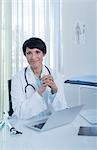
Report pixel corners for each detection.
[25,48,45,70]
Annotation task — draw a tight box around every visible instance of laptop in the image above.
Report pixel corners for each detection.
[25,105,83,132]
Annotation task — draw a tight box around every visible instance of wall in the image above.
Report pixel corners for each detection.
[62,0,96,107]
[96,1,97,75]
[62,0,96,79]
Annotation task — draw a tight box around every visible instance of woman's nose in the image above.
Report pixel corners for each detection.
[31,53,36,59]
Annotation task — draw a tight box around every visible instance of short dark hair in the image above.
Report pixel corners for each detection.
[22,37,47,56]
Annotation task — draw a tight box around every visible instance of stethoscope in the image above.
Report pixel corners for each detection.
[24,65,51,93]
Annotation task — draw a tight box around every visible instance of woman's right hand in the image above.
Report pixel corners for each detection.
[37,82,48,96]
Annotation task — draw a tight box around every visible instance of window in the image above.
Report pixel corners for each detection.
[0,0,64,119]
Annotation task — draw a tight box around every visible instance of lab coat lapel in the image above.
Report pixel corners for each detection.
[27,65,50,90]
[27,66,38,89]
[41,65,50,77]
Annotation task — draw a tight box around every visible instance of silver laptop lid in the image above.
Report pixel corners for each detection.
[41,105,83,131]
[27,105,83,132]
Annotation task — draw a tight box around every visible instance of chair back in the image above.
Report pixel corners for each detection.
[8,79,14,116]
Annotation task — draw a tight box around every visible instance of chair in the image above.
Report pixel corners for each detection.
[8,79,14,116]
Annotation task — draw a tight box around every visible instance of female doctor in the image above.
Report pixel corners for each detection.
[11,37,67,119]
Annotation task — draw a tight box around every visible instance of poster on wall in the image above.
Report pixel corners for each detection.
[74,21,87,45]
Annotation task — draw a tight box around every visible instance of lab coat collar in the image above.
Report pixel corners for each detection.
[41,65,50,77]
[26,65,50,90]
[27,65,50,78]
[26,66,36,84]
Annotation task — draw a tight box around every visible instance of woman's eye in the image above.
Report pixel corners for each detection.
[27,52,31,55]
[36,51,40,54]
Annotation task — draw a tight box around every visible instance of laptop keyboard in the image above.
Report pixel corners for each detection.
[34,122,46,129]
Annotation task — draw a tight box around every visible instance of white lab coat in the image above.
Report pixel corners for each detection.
[11,65,67,119]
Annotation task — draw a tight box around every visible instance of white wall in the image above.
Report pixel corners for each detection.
[62,0,96,108]
[96,1,97,74]
[62,0,96,79]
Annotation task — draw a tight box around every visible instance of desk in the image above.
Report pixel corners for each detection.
[64,75,97,109]
[0,115,97,150]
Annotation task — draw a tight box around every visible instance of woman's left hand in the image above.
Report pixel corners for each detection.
[41,74,58,94]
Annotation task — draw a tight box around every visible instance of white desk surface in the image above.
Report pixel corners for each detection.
[0,115,97,150]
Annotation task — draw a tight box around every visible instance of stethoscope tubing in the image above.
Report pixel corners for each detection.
[24,65,51,93]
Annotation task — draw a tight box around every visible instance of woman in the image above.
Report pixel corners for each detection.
[11,37,67,119]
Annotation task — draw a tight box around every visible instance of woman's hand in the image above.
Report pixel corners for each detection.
[37,82,47,96]
[41,75,58,94]
[37,74,58,96]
